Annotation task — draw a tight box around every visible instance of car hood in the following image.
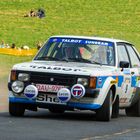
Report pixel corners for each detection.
[12,61,117,76]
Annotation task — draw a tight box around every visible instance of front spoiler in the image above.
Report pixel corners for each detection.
[9,97,101,110]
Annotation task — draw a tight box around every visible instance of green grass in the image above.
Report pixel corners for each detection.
[0,0,140,75]
[0,0,140,49]
[0,54,33,80]
[0,54,33,68]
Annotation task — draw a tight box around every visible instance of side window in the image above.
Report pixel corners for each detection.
[126,44,140,67]
[117,44,129,67]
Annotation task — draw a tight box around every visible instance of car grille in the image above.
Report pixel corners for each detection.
[29,72,77,86]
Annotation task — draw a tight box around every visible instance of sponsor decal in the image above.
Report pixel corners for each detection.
[30,65,87,72]
[98,78,102,86]
[121,77,131,94]
[57,88,71,102]
[96,76,107,88]
[53,38,58,42]
[37,93,66,105]
[24,85,38,99]
[49,38,113,47]
[36,84,65,93]
[62,39,82,43]
[123,69,130,75]
[110,80,117,84]
[85,40,109,46]
[124,78,131,83]
[71,84,85,99]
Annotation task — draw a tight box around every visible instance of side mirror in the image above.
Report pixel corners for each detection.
[120,61,129,68]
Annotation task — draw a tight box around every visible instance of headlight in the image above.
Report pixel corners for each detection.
[18,73,30,81]
[77,78,88,86]
[11,81,24,93]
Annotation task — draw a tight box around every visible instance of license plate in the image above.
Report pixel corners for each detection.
[36,84,65,93]
[36,93,66,105]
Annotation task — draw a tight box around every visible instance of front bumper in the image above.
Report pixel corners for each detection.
[8,80,100,110]
[9,94,101,110]
[9,90,101,110]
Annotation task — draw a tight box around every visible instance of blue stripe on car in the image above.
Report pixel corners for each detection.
[96,75,124,88]
[131,76,137,87]
[67,102,101,109]
[9,97,35,104]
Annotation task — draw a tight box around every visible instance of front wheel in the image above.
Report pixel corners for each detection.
[9,102,25,117]
[96,90,113,121]
[112,96,119,118]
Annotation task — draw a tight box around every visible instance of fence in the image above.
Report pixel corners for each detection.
[0,48,37,56]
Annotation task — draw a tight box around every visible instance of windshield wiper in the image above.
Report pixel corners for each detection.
[67,58,102,65]
[60,57,69,62]
[37,56,70,62]
[36,56,101,65]
[36,56,61,61]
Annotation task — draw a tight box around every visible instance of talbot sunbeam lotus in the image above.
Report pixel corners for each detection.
[8,35,140,121]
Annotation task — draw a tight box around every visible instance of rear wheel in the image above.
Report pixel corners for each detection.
[96,90,113,121]
[9,102,25,117]
[125,99,140,117]
[49,108,65,114]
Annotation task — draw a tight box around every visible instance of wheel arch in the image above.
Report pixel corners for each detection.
[110,84,118,103]
[96,76,118,106]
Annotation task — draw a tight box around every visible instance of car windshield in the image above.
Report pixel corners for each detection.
[34,37,115,66]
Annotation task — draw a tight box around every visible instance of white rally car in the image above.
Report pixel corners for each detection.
[8,35,140,121]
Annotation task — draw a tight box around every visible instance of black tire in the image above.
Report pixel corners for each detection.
[49,108,65,114]
[96,90,113,121]
[9,102,25,117]
[125,99,140,117]
[112,96,119,118]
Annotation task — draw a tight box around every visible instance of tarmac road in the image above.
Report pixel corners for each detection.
[0,109,140,140]
[0,79,140,140]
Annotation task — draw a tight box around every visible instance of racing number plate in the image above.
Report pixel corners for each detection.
[36,84,66,93]
[36,93,66,105]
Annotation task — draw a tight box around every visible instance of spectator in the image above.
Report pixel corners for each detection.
[37,8,45,18]
[24,9,36,17]
[36,41,42,50]
[24,8,45,18]
[30,9,36,17]
[6,44,10,48]
[0,40,5,48]
[11,43,16,49]
[21,45,30,50]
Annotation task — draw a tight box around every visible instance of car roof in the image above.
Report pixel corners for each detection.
[51,35,131,44]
